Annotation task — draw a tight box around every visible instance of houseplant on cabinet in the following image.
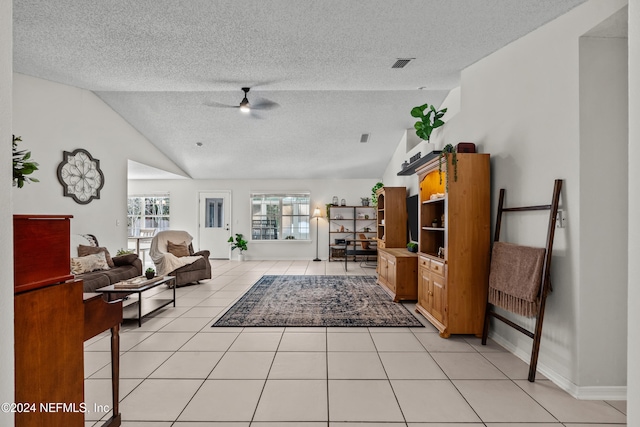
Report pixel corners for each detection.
[371,182,383,206]
[438,144,458,191]
[228,233,248,261]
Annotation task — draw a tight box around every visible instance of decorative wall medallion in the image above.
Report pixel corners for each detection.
[56,149,105,204]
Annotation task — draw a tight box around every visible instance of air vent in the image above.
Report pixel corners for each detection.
[391,58,414,69]
[360,133,370,143]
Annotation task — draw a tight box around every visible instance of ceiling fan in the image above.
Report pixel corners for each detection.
[206,87,279,117]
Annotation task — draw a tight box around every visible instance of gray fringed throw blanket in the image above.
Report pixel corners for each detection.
[488,242,546,317]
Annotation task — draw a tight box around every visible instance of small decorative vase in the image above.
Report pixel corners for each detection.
[332,196,339,205]
[340,199,346,206]
[145,271,155,279]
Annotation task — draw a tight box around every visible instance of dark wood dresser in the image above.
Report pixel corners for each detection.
[13,215,122,427]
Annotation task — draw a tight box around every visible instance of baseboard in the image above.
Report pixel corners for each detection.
[488,331,627,401]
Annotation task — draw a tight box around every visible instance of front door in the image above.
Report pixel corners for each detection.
[199,191,231,258]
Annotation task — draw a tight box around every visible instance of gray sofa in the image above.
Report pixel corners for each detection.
[71,234,143,292]
[76,253,143,293]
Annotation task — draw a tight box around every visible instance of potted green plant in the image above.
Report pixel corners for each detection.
[407,242,418,253]
[371,182,383,206]
[410,104,447,143]
[409,104,458,191]
[145,267,155,279]
[228,233,248,261]
[438,143,458,192]
[12,135,39,188]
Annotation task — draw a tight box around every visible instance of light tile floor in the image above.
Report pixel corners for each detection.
[84,260,627,426]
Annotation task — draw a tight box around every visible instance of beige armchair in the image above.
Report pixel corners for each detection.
[149,230,211,287]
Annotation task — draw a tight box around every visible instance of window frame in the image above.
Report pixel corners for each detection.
[127,193,170,236]
[250,192,311,241]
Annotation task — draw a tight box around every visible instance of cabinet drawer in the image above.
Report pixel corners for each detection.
[419,256,430,269]
[430,259,445,276]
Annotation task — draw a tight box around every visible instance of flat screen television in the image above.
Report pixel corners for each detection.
[407,194,419,243]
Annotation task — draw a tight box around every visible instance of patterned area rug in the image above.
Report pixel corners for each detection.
[212,275,423,327]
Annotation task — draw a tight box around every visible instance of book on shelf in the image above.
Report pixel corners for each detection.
[113,276,158,289]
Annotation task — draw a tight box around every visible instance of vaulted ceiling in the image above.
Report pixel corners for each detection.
[13,0,587,179]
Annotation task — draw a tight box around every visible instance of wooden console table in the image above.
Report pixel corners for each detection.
[377,247,418,302]
[84,293,123,427]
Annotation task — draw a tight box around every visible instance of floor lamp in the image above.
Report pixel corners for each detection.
[312,207,322,261]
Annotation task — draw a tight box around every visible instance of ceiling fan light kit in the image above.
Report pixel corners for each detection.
[239,87,251,113]
[206,87,279,117]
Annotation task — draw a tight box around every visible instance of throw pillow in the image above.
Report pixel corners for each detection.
[70,252,110,275]
[78,245,115,268]
[167,240,190,257]
[113,253,138,266]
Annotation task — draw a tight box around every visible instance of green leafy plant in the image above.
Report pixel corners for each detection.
[410,104,447,142]
[116,248,135,256]
[371,182,383,206]
[406,242,418,253]
[12,135,39,188]
[438,143,458,191]
[145,267,155,274]
[145,267,155,279]
[325,203,332,220]
[228,233,248,254]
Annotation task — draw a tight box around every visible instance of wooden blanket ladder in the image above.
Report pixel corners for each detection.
[481,179,563,382]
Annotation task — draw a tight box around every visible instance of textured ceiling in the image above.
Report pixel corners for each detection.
[13,0,587,179]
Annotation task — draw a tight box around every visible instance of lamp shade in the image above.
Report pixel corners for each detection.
[312,207,322,218]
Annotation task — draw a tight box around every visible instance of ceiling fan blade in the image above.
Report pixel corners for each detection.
[251,98,280,110]
[249,110,264,119]
[204,101,239,109]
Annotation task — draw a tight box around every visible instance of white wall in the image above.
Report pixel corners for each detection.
[128,178,379,260]
[578,35,628,388]
[11,74,185,253]
[627,0,639,422]
[0,0,14,424]
[382,0,628,398]
[382,87,462,200]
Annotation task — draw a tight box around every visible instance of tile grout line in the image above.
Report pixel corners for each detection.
[369,326,410,426]
[247,327,285,424]
[325,326,330,427]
